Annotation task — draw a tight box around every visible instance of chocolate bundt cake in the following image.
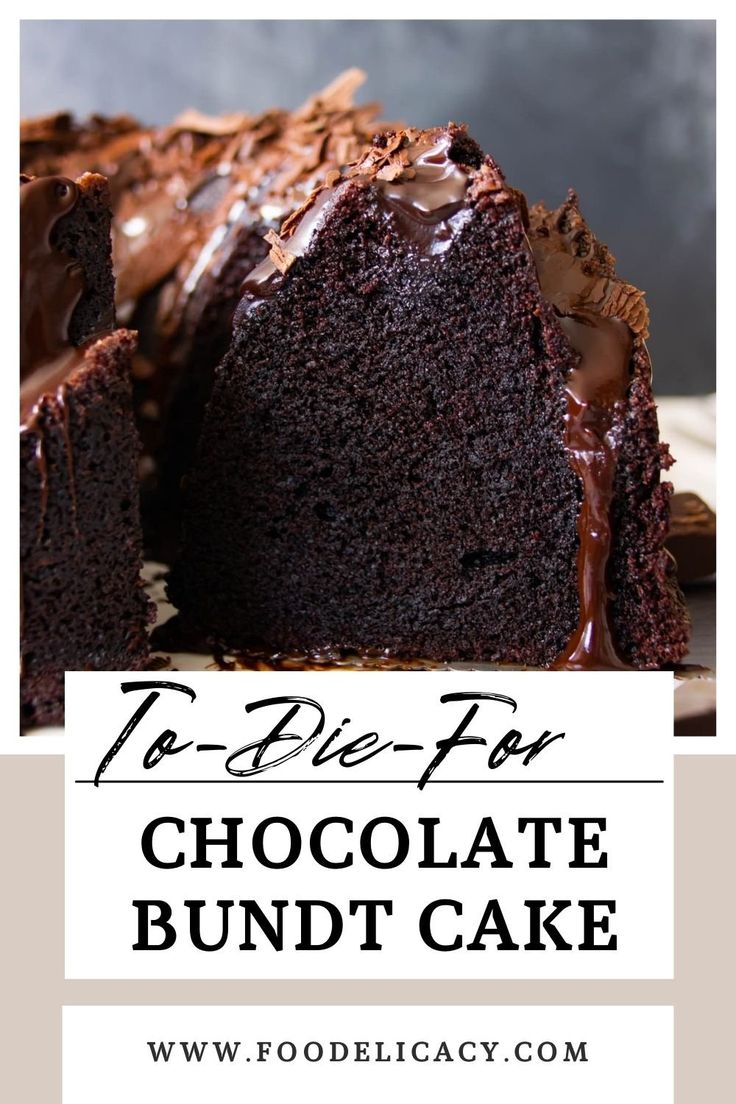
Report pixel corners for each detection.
[20,78,691,714]
[169,125,689,669]
[20,172,152,727]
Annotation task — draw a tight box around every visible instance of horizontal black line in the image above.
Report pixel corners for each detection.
[74,778,664,785]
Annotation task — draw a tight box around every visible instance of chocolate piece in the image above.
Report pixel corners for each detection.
[666,492,716,584]
[169,125,688,670]
[242,186,343,303]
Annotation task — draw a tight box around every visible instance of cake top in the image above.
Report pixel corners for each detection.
[241,123,498,305]
[241,127,650,400]
[525,191,655,669]
[155,69,384,338]
[20,70,384,319]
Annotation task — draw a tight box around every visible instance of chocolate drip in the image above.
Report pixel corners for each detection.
[551,313,633,670]
[528,194,651,670]
[20,176,101,547]
[20,176,84,377]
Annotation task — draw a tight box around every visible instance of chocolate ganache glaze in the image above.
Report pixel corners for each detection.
[552,313,633,670]
[20,175,87,540]
[20,175,84,384]
[241,184,340,303]
[529,192,650,670]
[372,130,475,252]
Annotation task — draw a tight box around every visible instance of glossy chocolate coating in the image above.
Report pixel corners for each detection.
[374,132,473,254]
[552,313,633,670]
[20,175,84,379]
[529,193,653,669]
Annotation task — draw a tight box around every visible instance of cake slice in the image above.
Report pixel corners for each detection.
[169,124,688,670]
[20,172,152,728]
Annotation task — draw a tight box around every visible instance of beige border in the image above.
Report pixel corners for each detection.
[1,755,734,1102]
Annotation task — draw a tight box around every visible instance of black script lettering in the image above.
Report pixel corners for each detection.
[226,696,325,776]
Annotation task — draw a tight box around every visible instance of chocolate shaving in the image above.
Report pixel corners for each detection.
[171,108,253,137]
[295,68,367,118]
[264,228,296,273]
[529,191,650,340]
[376,156,410,182]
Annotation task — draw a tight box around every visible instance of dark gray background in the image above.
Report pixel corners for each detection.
[20,20,715,394]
